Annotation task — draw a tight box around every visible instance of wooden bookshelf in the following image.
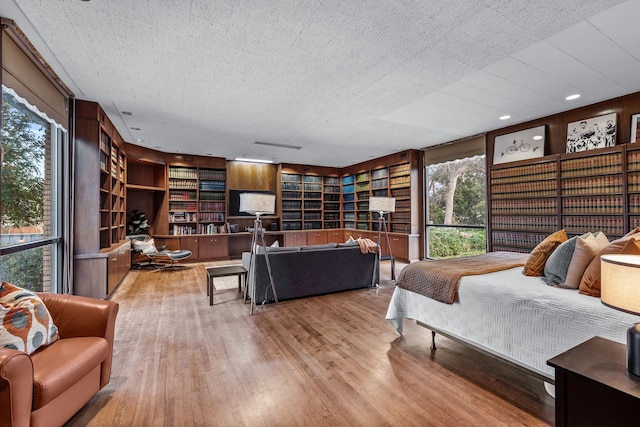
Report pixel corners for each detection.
[167,165,226,235]
[488,144,638,252]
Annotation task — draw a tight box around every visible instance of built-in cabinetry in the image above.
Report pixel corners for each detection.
[626,146,640,230]
[489,158,559,252]
[73,100,130,298]
[488,145,638,252]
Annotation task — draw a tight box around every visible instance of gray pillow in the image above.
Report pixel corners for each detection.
[543,235,579,287]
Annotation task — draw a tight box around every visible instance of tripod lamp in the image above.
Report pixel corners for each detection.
[601,254,640,376]
[239,192,277,314]
[369,196,396,286]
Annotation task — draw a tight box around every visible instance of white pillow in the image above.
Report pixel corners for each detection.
[133,238,157,255]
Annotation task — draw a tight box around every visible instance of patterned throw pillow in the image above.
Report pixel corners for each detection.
[0,282,59,354]
[523,229,568,276]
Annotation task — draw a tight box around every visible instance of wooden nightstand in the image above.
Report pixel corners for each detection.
[547,336,640,427]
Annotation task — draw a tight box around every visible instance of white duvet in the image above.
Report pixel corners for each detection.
[385,266,640,380]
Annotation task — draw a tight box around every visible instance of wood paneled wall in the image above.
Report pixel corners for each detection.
[486,91,640,160]
[226,161,278,191]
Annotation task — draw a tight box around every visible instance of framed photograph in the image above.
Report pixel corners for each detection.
[566,113,616,152]
[630,113,640,143]
[493,125,546,165]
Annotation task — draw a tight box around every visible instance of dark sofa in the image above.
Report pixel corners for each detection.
[242,244,377,304]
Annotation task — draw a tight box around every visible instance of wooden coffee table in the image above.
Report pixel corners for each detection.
[206,265,247,306]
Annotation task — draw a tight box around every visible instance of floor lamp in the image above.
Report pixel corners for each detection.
[240,192,278,314]
[369,196,396,287]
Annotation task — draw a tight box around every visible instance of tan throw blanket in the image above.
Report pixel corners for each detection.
[397,252,528,304]
[356,237,378,254]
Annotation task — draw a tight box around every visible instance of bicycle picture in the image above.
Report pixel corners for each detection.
[506,140,530,155]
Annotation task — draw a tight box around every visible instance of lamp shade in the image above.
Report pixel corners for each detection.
[601,254,640,315]
[239,193,275,215]
[369,196,396,213]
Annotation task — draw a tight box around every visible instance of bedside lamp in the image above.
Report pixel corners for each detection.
[601,254,640,376]
[369,196,396,286]
[240,193,277,314]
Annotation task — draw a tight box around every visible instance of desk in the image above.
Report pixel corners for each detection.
[206,265,247,306]
[547,336,640,427]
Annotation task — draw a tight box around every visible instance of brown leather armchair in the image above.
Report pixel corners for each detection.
[0,293,119,427]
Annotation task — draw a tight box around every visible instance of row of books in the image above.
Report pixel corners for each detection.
[199,181,225,191]
[169,167,197,179]
[389,163,411,177]
[389,176,411,188]
[169,190,196,201]
[169,201,197,211]
[282,212,302,220]
[197,223,229,234]
[199,212,225,222]
[561,154,621,176]
[304,201,322,209]
[198,201,225,211]
[491,198,556,214]
[198,169,225,180]
[169,179,198,190]
[562,216,624,235]
[491,216,557,231]
[561,176,623,194]
[169,212,197,222]
[491,162,556,182]
[562,196,623,214]
[491,231,547,248]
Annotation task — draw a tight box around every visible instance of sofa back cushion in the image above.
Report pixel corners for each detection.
[0,282,59,354]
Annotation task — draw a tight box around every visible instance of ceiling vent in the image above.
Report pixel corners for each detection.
[254,141,302,150]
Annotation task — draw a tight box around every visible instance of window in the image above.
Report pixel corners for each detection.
[425,155,487,258]
[0,87,65,292]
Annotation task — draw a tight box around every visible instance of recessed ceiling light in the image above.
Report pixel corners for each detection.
[566,94,581,101]
[235,157,274,164]
[499,115,511,120]
[532,135,543,141]
[135,138,144,143]
[121,111,134,116]
[130,127,141,131]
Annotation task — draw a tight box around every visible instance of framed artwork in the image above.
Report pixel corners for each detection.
[566,113,616,152]
[630,113,640,143]
[493,125,546,165]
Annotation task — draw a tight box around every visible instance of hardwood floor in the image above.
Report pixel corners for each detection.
[66,261,554,426]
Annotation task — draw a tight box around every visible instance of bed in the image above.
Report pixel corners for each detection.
[385,260,640,382]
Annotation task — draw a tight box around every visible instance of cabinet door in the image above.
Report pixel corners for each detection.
[180,236,200,258]
[107,252,119,295]
[199,235,228,259]
[284,231,307,247]
[307,230,328,245]
[154,237,181,251]
[389,234,408,260]
[327,230,344,243]
[119,244,131,280]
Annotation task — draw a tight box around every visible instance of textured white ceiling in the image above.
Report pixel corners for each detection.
[2,0,640,167]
